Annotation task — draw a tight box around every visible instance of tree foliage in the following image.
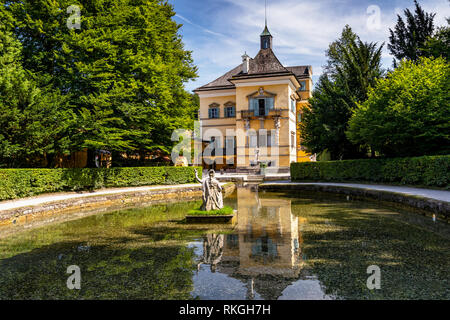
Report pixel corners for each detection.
[423,18,450,61]
[1,0,198,167]
[300,75,358,160]
[300,26,384,160]
[388,0,436,64]
[347,57,450,157]
[0,8,70,167]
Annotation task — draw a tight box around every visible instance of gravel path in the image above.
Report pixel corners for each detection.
[263,182,450,202]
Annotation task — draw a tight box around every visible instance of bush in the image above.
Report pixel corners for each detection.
[347,57,450,157]
[0,167,202,201]
[291,155,450,188]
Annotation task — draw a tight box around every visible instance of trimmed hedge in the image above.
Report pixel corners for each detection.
[291,155,450,188]
[0,167,202,201]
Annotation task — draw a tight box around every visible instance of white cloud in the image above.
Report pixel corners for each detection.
[175,14,226,37]
[179,0,450,91]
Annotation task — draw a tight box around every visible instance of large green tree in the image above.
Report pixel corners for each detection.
[4,0,198,161]
[347,57,450,157]
[299,75,358,160]
[423,18,450,61]
[300,26,384,160]
[0,8,70,167]
[388,0,435,65]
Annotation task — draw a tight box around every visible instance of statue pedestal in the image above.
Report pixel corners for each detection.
[185,214,236,224]
[185,209,237,224]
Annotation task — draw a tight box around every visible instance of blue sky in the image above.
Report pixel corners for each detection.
[170,0,450,92]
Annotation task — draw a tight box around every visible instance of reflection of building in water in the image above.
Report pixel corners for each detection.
[216,187,304,300]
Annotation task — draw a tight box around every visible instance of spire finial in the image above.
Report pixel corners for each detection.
[265,0,267,27]
[260,0,272,48]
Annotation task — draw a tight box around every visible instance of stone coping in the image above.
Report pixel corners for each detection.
[259,182,450,220]
[0,183,236,232]
[0,184,201,212]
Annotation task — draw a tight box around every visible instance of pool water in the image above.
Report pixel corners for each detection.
[0,186,448,300]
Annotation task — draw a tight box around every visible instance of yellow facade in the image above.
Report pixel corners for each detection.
[194,25,312,172]
[296,78,313,162]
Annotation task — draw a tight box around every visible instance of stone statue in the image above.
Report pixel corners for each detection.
[254,148,260,164]
[195,169,224,211]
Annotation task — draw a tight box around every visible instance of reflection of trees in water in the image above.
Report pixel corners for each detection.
[0,243,196,299]
[289,199,450,300]
[0,201,213,300]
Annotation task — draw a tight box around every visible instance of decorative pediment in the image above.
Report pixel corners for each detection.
[209,102,220,108]
[246,87,277,98]
[224,101,236,107]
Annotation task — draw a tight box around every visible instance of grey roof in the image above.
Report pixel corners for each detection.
[286,66,312,79]
[194,64,243,91]
[194,49,311,92]
[235,48,288,76]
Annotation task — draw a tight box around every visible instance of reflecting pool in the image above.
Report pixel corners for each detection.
[0,186,449,300]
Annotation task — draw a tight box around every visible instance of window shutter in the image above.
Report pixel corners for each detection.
[265,98,274,112]
[226,106,235,117]
[250,99,258,116]
[264,98,273,115]
[259,130,266,147]
[249,134,257,148]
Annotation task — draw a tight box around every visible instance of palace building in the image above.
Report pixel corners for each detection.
[193,22,313,173]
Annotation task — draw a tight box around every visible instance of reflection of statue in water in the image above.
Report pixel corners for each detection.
[197,234,224,272]
[254,148,260,164]
[195,169,224,211]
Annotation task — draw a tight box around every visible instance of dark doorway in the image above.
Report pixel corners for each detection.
[258,99,265,116]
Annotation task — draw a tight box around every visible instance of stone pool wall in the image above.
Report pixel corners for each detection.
[259,183,449,222]
[0,183,236,231]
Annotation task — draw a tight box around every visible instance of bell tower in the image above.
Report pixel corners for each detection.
[260,0,272,49]
[260,26,272,50]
